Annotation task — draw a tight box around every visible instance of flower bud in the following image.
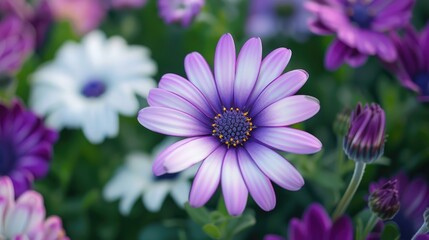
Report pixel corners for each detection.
[369,180,400,220]
[343,103,385,163]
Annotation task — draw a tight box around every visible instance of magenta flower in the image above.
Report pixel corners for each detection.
[138,33,321,215]
[386,25,429,102]
[0,0,35,74]
[343,103,385,163]
[264,204,353,240]
[306,0,415,70]
[0,100,57,196]
[0,176,68,239]
[158,0,204,27]
[370,173,429,239]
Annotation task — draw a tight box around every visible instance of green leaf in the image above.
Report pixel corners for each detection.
[184,202,211,226]
[223,211,256,239]
[202,224,222,239]
[381,222,400,240]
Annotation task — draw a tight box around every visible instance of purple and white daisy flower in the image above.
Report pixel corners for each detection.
[0,176,68,240]
[30,31,157,144]
[138,33,322,215]
[0,99,57,197]
[306,0,415,70]
[103,139,195,214]
[158,0,205,27]
[386,25,429,102]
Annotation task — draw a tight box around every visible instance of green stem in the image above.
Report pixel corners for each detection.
[332,161,366,220]
[361,213,378,240]
[411,223,429,240]
[337,136,344,173]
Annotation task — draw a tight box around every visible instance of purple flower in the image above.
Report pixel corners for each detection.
[288,203,353,240]
[0,100,58,196]
[158,0,205,27]
[370,173,429,239]
[386,25,429,102]
[110,0,147,9]
[343,103,385,163]
[369,179,400,220]
[0,0,35,74]
[306,0,415,70]
[246,0,311,42]
[138,33,321,215]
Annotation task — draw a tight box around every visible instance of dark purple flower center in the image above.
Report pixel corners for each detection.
[414,72,429,96]
[0,139,17,175]
[212,107,254,148]
[348,3,373,29]
[81,79,107,98]
[153,172,180,181]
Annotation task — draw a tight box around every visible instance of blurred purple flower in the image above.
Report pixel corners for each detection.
[306,0,415,70]
[49,0,106,35]
[158,0,205,27]
[110,0,147,9]
[368,179,400,220]
[370,173,429,239]
[138,33,322,215]
[0,99,58,196]
[30,0,54,49]
[343,103,385,163]
[288,203,353,240]
[386,25,429,102]
[246,0,311,42]
[0,0,35,74]
[0,176,68,239]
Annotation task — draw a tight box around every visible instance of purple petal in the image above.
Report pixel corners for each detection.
[237,148,276,211]
[288,219,307,240]
[234,38,262,108]
[245,142,304,190]
[251,70,308,115]
[148,88,211,124]
[254,95,320,127]
[138,107,210,137]
[303,204,331,239]
[248,48,292,106]
[328,216,353,240]
[16,156,49,178]
[185,52,221,111]
[162,136,220,173]
[221,149,248,216]
[214,33,236,108]
[253,127,322,154]
[189,147,226,207]
[159,73,215,118]
[325,39,351,70]
[263,234,285,240]
[152,138,195,176]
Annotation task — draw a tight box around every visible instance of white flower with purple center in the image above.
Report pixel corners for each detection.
[138,33,322,216]
[103,139,195,215]
[30,31,157,144]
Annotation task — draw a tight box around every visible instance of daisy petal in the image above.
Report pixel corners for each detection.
[162,136,220,173]
[214,33,236,108]
[138,107,210,137]
[251,70,308,115]
[185,52,221,111]
[234,38,262,108]
[238,148,276,211]
[248,48,292,105]
[245,142,304,190]
[222,149,248,216]
[159,73,215,118]
[190,147,226,207]
[253,127,322,154]
[148,88,210,124]
[254,95,320,127]
[143,183,170,212]
[152,138,195,176]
